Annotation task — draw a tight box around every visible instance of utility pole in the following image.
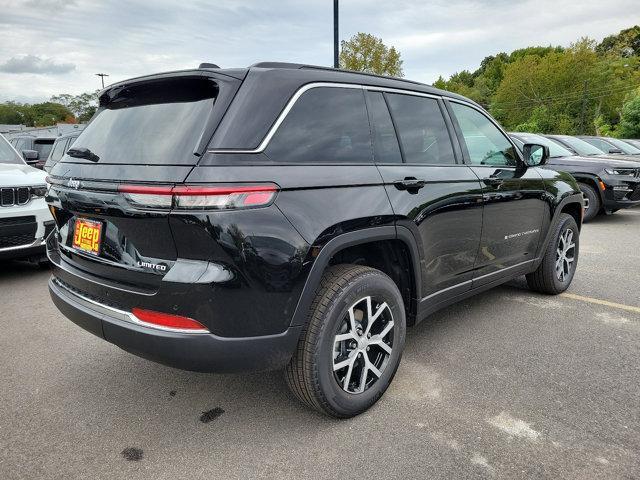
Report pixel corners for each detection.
[333,0,339,68]
[579,80,588,134]
[95,73,109,89]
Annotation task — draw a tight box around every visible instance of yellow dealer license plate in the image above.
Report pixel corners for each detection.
[72,218,102,256]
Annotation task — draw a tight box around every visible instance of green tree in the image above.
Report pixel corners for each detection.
[339,33,403,77]
[50,91,98,122]
[0,103,25,124]
[491,38,640,133]
[29,102,75,126]
[597,25,640,57]
[617,89,640,137]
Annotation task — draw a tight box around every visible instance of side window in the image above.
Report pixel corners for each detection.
[265,87,372,163]
[50,138,67,161]
[15,139,27,150]
[449,102,518,167]
[366,92,402,163]
[385,93,456,164]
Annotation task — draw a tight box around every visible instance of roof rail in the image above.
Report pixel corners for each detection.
[199,63,220,69]
[248,61,426,87]
[249,62,307,69]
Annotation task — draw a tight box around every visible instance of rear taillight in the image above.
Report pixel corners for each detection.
[118,184,278,210]
[131,308,209,333]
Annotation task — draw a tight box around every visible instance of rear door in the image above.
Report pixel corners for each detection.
[446,100,547,283]
[370,89,483,304]
[47,73,241,291]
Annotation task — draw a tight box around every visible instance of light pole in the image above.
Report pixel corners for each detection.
[95,73,109,89]
[333,0,339,68]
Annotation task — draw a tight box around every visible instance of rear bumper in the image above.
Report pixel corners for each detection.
[49,276,302,373]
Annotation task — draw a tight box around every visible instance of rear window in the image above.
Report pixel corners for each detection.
[66,77,218,165]
[34,139,54,159]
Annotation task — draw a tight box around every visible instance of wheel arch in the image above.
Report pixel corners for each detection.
[573,174,605,204]
[537,192,584,262]
[289,226,421,328]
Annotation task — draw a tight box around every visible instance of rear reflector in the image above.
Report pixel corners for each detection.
[131,308,209,333]
[118,184,278,210]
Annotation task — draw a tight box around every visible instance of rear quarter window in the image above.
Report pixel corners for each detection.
[264,87,372,164]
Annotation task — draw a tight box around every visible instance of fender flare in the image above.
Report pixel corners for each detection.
[572,173,605,203]
[537,191,584,260]
[289,225,422,327]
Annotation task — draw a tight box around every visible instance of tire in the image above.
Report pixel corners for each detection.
[526,213,579,295]
[578,182,600,222]
[285,264,406,418]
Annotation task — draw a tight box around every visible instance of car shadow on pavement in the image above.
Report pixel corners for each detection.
[57,276,538,426]
[0,259,50,280]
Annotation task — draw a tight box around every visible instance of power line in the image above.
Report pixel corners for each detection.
[492,83,640,109]
[492,82,640,106]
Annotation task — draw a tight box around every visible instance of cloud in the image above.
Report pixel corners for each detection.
[0,0,636,99]
[0,55,75,74]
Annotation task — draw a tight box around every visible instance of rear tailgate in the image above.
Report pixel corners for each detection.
[47,72,242,293]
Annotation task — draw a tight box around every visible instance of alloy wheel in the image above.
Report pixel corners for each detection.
[332,296,394,394]
[555,228,576,282]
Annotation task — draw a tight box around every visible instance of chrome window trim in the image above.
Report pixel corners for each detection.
[208,82,364,154]
[206,82,452,155]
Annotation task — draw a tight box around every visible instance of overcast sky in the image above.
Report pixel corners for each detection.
[0,0,637,102]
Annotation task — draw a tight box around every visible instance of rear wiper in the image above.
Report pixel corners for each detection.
[67,147,100,162]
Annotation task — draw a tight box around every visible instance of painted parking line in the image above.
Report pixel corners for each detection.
[560,292,640,314]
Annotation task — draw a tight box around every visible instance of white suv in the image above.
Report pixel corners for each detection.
[0,133,53,262]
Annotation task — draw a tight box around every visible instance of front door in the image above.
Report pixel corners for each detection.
[446,100,547,284]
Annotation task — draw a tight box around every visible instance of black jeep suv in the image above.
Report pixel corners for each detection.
[46,63,584,417]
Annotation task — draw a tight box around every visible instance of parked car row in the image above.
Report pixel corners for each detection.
[509,133,640,221]
[9,132,80,172]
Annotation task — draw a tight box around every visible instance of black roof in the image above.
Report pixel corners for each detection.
[98,62,482,151]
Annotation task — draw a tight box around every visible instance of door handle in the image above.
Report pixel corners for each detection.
[483,176,504,187]
[394,177,426,192]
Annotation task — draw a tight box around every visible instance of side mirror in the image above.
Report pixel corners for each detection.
[522,143,549,166]
[22,149,39,162]
[608,148,623,154]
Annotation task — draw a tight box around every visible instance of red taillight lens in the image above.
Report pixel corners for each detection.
[118,184,174,209]
[118,184,278,210]
[131,308,209,332]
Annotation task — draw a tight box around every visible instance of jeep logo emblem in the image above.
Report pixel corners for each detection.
[67,178,80,189]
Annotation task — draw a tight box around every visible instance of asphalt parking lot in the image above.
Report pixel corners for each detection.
[1,209,639,480]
